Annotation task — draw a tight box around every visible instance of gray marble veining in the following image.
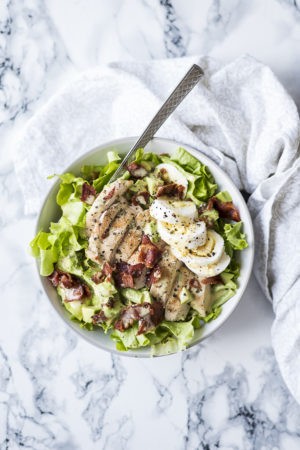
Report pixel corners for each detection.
[1,0,300,448]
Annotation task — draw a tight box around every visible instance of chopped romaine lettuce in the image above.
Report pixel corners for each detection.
[200,208,219,223]
[145,175,164,196]
[111,325,151,351]
[224,222,248,250]
[107,150,121,163]
[121,288,153,304]
[215,190,232,202]
[134,148,162,168]
[210,259,240,309]
[160,147,217,204]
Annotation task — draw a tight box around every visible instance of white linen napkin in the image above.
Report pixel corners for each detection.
[13,55,300,403]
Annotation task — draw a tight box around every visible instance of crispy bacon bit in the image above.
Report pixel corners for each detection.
[92,262,115,284]
[80,182,97,205]
[121,272,134,288]
[92,311,107,325]
[114,262,145,288]
[48,269,90,302]
[103,186,115,201]
[209,197,241,222]
[131,191,150,206]
[189,278,201,290]
[91,272,105,284]
[48,270,60,287]
[156,183,185,199]
[114,301,164,334]
[127,162,148,178]
[148,265,162,285]
[137,235,162,268]
[60,273,73,288]
[141,234,152,245]
[103,261,114,276]
[202,275,224,285]
[64,285,84,302]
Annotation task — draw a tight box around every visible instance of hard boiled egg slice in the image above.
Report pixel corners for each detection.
[157,220,207,250]
[150,198,197,224]
[185,251,231,278]
[171,229,230,277]
[155,163,188,197]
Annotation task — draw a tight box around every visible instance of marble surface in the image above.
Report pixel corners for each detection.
[1,0,300,448]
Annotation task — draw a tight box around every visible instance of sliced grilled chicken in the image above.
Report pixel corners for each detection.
[98,207,139,263]
[165,267,192,321]
[126,210,151,265]
[150,246,181,305]
[86,179,133,236]
[98,198,128,240]
[86,200,127,264]
[135,209,151,228]
[114,226,143,262]
[190,283,212,317]
[115,208,149,263]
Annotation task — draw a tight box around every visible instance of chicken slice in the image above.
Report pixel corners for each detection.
[86,179,133,236]
[190,282,212,317]
[135,209,151,228]
[98,198,128,240]
[86,200,127,264]
[114,225,143,262]
[150,246,182,306]
[164,267,191,321]
[98,207,138,263]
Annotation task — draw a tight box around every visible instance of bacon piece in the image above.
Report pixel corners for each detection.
[60,273,74,288]
[137,235,162,268]
[114,262,145,288]
[202,275,224,285]
[102,262,115,282]
[91,272,105,284]
[48,270,60,287]
[156,183,185,199]
[148,265,162,285]
[208,197,241,222]
[64,285,84,302]
[92,311,107,325]
[80,182,97,205]
[103,186,115,202]
[127,162,148,179]
[48,269,90,302]
[92,262,115,284]
[114,302,164,334]
[189,278,201,290]
[131,191,150,206]
[121,272,134,288]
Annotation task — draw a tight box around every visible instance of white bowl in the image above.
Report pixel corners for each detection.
[36,137,254,357]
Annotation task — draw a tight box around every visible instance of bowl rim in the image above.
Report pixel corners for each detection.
[36,136,254,357]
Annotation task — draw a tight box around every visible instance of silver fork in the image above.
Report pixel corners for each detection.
[109,64,204,182]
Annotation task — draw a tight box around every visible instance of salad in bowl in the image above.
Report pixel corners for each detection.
[31,138,253,356]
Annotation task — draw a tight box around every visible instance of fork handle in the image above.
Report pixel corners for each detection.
[110,64,204,182]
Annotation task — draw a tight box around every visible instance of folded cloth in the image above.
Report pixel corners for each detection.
[13,55,300,402]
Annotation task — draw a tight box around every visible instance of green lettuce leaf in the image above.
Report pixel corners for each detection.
[224,222,248,250]
[134,148,162,169]
[215,190,232,202]
[30,217,84,276]
[160,147,217,204]
[54,173,87,206]
[120,288,153,304]
[111,325,151,351]
[210,259,240,309]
